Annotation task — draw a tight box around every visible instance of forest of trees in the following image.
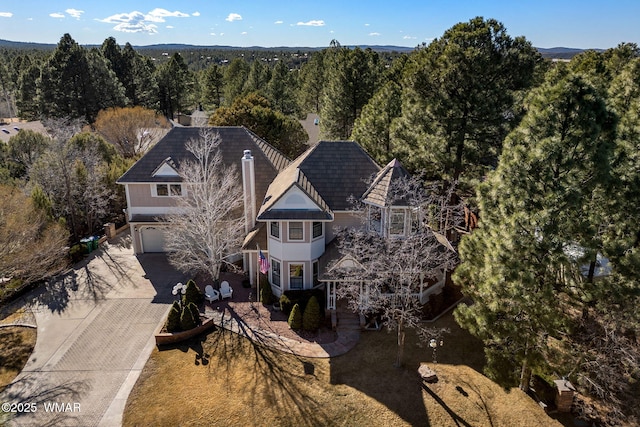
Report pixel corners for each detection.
[0,17,639,425]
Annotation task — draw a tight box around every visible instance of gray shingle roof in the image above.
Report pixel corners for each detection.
[117,126,290,215]
[257,141,381,220]
[362,158,411,207]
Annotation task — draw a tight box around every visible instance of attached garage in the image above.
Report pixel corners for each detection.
[140,226,169,253]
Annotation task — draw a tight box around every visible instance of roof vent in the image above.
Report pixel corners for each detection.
[243,150,252,159]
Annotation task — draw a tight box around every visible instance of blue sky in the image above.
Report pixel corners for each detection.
[0,1,638,49]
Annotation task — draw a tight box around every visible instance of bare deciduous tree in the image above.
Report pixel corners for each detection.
[29,119,115,240]
[165,128,244,283]
[0,185,69,286]
[330,177,461,367]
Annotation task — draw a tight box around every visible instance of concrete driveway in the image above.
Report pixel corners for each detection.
[0,233,187,426]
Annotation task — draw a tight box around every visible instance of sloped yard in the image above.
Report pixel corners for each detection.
[124,313,562,426]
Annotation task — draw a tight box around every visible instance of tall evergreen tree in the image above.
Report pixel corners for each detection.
[298,50,325,113]
[351,81,402,165]
[267,60,299,116]
[156,53,191,119]
[454,70,616,391]
[202,64,224,109]
[392,17,542,183]
[38,34,125,122]
[223,58,250,107]
[320,46,382,139]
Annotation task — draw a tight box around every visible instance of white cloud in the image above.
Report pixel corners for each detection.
[166,25,174,29]
[66,8,84,19]
[403,35,417,40]
[0,12,13,18]
[241,31,247,35]
[146,8,189,22]
[296,20,325,27]
[365,23,370,27]
[369,32,380,36]
[98,9,189,34]
[274,20,283,24]
[50,12,65,19]
[210,32,217,36]
[226,13,242,22]
[192,11,201,17]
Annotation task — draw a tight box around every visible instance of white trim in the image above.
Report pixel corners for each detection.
[312,221,323,240]
[152,162,179,177]
[288,221,305,241]
[151,183,183,198]
[271,258,281,288]
[269,221,281,241]
[125,185,132,222]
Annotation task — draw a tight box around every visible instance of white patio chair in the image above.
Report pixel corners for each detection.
[204,285,220,303]
[219,281,233,299]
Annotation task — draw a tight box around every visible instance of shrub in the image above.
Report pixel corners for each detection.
[303,295,321,331]
[280,294,293,315]
[166,301,181,332]
[184,279,203,305]
[260,278,275,305]
[69,244,86,262]
[288,303,302,330]
[180,303,197,330]
[281,289,325,317]
[186,302,201,326]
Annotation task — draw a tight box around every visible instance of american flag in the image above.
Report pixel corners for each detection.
[258,250,270,274]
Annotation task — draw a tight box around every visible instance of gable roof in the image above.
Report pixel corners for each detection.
[257,140,380,220]
[362,158,411,207]
[117,126,290,215]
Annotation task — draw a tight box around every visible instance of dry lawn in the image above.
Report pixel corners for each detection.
[124,313,564,427]
[0,326,36,390]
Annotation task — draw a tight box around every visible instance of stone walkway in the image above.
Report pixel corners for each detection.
[204,300,361,358]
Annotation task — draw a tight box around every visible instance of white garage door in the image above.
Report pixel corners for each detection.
[141,227,168,253]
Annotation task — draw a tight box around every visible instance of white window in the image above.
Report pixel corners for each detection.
[369,206,382,234]
[389,210,406,235]
[270,221,280,239]
[288,222,303,241]
[271,259,281,287]
[312,222,323,239]
[289,264,303,289]
[313,260,319,285]
[154,183,182,197]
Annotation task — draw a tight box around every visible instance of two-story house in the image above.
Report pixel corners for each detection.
[118,126,446,310]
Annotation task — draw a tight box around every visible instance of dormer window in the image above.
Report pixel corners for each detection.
[154,183,182,197]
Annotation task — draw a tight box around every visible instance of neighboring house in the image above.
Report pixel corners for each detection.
[118,126,449,310]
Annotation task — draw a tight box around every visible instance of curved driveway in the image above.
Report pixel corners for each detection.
[0,233,186,426]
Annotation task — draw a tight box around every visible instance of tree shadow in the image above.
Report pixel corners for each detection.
[199,307,334,426]
[0,374,89,426]
[328,330,431,426]
[421,380,474,427]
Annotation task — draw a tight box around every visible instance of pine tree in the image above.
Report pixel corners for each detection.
[454,69,615,391]
[288,303,302,330]
[302,296,321,331]
[392,17,542,183]
[166,301,181,332]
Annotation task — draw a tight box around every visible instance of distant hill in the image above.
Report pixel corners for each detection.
[0,38,603,59]
[537,47,604,59]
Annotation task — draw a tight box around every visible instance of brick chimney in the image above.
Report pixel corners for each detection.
[241,150,256,234]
